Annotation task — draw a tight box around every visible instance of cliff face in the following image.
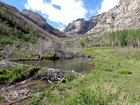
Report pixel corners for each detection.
[88,0,140,34]
[22,10,66,37]
[65,0,140,35]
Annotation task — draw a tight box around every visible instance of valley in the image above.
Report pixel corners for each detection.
[0,0,140,104]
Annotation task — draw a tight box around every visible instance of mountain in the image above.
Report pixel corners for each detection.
[22,9,66,37]
[88,0,140,35]
[64,18,98,35]
[0,2,60,48]
[65,0,140,35]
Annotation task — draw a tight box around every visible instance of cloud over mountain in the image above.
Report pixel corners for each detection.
[25,0,87,27]
[98,0,120,14]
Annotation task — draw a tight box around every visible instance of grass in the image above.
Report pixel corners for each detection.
[26,47,140,104]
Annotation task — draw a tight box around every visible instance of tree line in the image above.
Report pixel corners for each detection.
[103,29,140,47]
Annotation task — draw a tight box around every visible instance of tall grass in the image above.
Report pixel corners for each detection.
[114,47,140,60]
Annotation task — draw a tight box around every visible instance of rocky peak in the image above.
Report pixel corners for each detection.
[64,18,98,35]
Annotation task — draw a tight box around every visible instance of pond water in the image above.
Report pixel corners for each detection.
[18,58,94,73]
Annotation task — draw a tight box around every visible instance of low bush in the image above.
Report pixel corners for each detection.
[119,70,132,74]
[0,94,4,102]
[27,66,40,77]
[66,71,76,82]
[0,65,39,84]
[42,53,54,60]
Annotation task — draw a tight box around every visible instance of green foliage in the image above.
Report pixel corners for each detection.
[0,55,4,61]
[37,68,48,77]
[9,65,25,82]
[42,53,54,59]
[119,70,132,74]
[0,17,37,45]
[66,72,76,82]
[0,65,39,84]
[26,97,43,105]
[108,29,140,47]
[80,39,86,47]
[27,66,40,77]
[0,94,4,102]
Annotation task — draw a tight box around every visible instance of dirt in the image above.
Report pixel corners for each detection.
[0,78,50,105]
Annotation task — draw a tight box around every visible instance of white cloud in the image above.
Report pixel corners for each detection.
[98,0,120,14]
[25,0,87,26]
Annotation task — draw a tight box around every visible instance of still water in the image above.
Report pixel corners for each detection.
[18,58,94,73]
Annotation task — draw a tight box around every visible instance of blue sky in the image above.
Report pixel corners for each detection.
[2,0,119,30]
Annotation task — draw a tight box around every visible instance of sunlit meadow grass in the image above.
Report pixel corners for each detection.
[27,47,140,105]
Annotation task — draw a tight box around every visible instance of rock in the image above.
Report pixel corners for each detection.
[0,60,9,67]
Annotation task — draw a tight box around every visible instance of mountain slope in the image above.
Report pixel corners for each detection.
[0,2,60,47]
[22,9,66,37]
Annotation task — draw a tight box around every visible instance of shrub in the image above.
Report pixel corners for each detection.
[0,55,3,60]
[27,66,40,77]
[37,68,48,77]
[0,69,6,75]
[66,71,76,82]
[0,94,4,102]
[42,53,54,59]
[26,98,43,105]
[119,70,132,74]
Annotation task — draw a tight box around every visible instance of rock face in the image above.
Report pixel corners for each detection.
[88,0,140,35]
[22,9,66,37]
[65,0,140,35]
[64,18,98,35]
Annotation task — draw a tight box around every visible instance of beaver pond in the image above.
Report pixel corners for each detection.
[17,58,94,73]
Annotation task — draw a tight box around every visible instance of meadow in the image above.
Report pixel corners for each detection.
[26,47,140,105]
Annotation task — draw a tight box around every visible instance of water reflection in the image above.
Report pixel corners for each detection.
[18,58,94,73]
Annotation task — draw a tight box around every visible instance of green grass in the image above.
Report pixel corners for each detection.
[27,47,140,104]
